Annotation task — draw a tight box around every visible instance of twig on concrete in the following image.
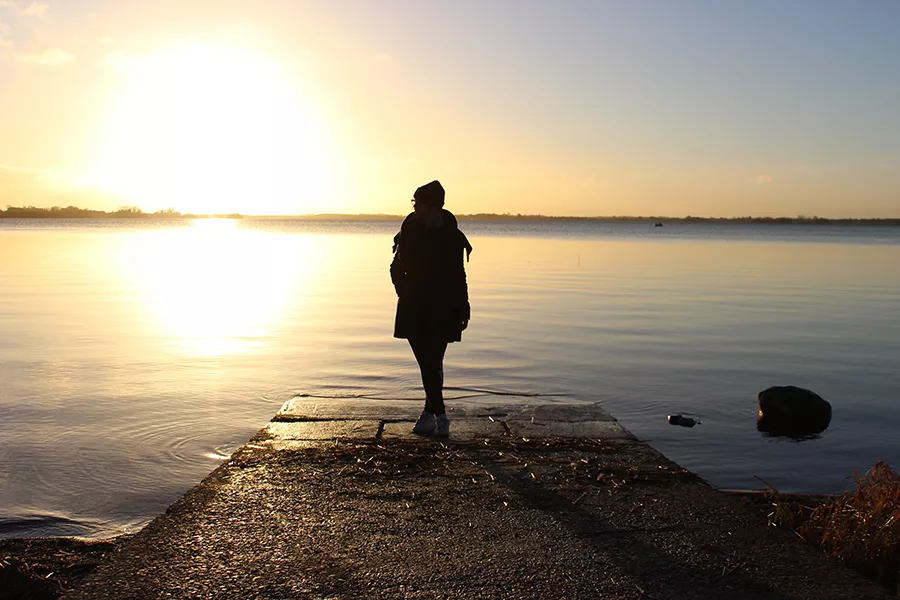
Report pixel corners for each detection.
[634,583,662,599]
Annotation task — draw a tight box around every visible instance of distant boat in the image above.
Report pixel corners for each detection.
[654,222,663,227]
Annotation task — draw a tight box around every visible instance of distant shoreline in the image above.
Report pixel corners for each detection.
[2,206,899,225]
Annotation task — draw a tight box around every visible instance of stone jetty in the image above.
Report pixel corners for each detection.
[65,398,890,599]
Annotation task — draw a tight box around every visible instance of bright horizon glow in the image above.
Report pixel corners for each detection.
[87,44,331,215]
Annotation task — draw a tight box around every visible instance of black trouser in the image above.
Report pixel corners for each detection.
[408,337,448,415]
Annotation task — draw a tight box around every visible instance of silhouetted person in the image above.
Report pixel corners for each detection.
[391,180,472,437]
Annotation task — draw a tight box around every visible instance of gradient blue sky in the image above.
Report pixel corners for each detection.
[1,0,898,216]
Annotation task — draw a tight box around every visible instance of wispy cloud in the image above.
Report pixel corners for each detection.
[0,17,12,46]
[21,1,47,16]
[0,1,48,49]
[1,162,100,192]
[0,162,65,188]
[752,174,772,185]
[0,163,119,209]
[0,0,47,15]
[16,47,74,65]
[0,162,47,174]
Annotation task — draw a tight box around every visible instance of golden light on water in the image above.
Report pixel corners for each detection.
[88,44,331,215]
[124,219,315,356]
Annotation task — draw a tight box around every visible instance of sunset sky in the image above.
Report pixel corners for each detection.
[1,1,898,217]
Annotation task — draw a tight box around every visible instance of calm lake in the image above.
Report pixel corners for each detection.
[2,218,899,539]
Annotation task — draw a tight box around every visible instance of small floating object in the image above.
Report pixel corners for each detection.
[654,222,663,227]
[667,414,699,427]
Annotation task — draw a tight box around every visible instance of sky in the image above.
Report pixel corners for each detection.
[1,1,899,217]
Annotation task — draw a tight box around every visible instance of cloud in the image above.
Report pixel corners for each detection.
[15,47,74,65]
[21,1,47,16]
[0,162,69,189]
[2,162,102,192]
[0,1,48,49]
[752,174,772,185]
[0,162,47,174]
[0,163,50,205]
[0,164,122,210]
[0,17,12,46]
[0,1,47,15]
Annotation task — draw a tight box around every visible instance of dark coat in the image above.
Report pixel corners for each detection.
[391,210,472,342]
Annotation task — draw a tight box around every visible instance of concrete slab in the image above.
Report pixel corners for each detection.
[381,418,508,441]
[276,399,422,421]
[506,419,634,440]
[460,403,617,422]
[278,398,612,421]
[263,420,381,441]
[269,400,631,442]
[528,403,617,422]
[257,440,322,451]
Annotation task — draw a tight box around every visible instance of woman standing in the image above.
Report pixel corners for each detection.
[391,180,472,437]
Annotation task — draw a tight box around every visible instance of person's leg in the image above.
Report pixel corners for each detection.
[425,338,450,436]
[422,338,447,415]
[408,337,448,415]
[408,337,431,414]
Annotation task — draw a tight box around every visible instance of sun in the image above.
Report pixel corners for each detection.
[90,44,331,215]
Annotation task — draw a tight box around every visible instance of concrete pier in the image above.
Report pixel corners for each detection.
[65,399,890,599]
[267,398,631,444]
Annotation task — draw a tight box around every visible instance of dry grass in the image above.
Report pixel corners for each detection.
[762,461,900,595]
[0,537,119,600]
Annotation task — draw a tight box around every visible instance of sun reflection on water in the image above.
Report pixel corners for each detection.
[124,219,314,356]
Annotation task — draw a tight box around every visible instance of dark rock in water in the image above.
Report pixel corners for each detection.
[757,386,831,438]
[668,414,698,427]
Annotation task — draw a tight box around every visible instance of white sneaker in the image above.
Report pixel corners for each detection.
[412,410,436,435]
[435,414,450,438]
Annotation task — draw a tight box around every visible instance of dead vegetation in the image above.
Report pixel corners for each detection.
[242,436,701,516]
[0,537,120,600]
[761,461,900,595]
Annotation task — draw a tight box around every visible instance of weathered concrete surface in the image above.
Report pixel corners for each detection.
[64,400,890,599]
[274,398,618,423]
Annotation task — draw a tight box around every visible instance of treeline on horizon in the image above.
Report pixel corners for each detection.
[457,213,900,225]
[0,205,240,219]
[2,205,899,225]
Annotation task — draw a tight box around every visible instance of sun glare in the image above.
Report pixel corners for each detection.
[123,219,317,356]
[91,44,331,215]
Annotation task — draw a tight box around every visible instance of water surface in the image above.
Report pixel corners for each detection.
[2,219,899,538]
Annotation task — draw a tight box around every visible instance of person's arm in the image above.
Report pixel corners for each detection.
[390,216,415,297]
[457,229,471,325]
[449,244,470,328]
[391,247,407,298]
